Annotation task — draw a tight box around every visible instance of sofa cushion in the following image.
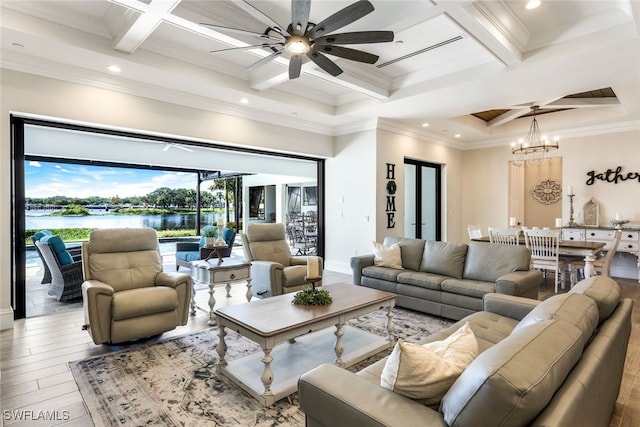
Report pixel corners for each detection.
[40,235,74,265]
[462,242,530,282]
[397,271,446,291]
[513,293,598,347]
[420,241,468,279]
[441,319,585,427]
[373,241,403,269]
[570,276,620,323]
[380,323,477,407]
[362,266,403,282]
[441,279,495,299]
[176,251,201,262]
[384,237,427,271]
[111,286,178,321]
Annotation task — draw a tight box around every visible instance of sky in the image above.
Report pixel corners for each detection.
[25,161,198,199]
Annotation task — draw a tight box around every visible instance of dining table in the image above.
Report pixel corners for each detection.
[472,236,606,279]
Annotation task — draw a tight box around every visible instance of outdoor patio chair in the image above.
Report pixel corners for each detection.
[34,235,84,302]
[175,226,236,270]
[242,222,322,298]
[81,227,192,345]
[31,229,81,285]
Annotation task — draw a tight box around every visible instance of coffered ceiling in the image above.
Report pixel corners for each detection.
[1,0,639,149]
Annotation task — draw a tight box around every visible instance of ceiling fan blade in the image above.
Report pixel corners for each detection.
[306,50,343,76]
[245,50,283,72]
[314,31,394,45]
[306,0,374,39]
[210,43,283,53]
[229,0,289,36]
[199,23,282,41]
[315,45,378,64]
[291,0,311,36]
[289,55,303,79]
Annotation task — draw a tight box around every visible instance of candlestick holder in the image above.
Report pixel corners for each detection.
[305,276,322,291]
[567,194,578,227]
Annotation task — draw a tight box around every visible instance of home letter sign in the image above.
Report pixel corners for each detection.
[386,163,397,229]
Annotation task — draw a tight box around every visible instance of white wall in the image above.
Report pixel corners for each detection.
[0,70,333,329]
[324,130,377,274]
[376,128,465,243]
[462,130,640,233]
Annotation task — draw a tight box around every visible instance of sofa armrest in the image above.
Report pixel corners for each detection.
[350,255,375,285]
[156,272,192,325]
[82,280,115,345]
[495,269,542,298]
[483,293,542,321]
[299,364,447,427]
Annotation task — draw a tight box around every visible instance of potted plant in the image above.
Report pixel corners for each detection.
[202,226,217,247]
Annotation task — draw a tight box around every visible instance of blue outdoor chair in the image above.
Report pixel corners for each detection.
[176,226,237,271]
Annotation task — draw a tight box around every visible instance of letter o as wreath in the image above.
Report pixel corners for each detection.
[386,180,397,195]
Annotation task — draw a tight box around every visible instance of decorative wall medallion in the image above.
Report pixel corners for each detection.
[531,179,562,205]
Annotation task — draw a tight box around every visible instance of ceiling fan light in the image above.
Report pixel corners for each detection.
[285,36,310,55]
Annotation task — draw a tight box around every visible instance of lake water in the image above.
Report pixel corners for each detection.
[25,211,225,231]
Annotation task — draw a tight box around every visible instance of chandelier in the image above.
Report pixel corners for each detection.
[511,106,559,166]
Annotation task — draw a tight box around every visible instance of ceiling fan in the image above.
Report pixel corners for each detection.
[201,0,394,79]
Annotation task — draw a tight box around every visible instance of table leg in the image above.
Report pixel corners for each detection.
[216,324,227,372]
[190,279,196,316]
[334,323,345,367]
[260,347,274,399]
[225,282,231,298]
[385,306,395,342]
[584,255,595,278]
[245,278,252,302]
[208,284,216,326]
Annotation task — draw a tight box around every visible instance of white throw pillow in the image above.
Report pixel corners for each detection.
[380,323,478,407]
[372,241,403,269]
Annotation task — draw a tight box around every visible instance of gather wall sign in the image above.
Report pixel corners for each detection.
[586,166,640,185]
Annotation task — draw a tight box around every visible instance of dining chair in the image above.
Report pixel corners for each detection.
[568,229,622,285]
[488,227,520,245]
[467,224,483,240]
[524,229,566,293]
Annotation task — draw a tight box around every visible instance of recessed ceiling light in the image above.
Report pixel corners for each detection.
[454,134,462,138]
[107,65,121,73]
[421,123,430,128]
[240,98,249,104]
[526,0,541,10]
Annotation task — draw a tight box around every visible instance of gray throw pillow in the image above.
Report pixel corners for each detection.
[420,241,468,279]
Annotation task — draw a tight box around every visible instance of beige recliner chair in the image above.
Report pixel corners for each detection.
[242,223,322,298]
[81,228,192,345]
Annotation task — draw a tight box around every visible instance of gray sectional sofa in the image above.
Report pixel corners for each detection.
[351,237,542,320]
[299,276,633,427]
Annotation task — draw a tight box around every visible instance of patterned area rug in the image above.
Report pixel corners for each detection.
[70,307,453,426]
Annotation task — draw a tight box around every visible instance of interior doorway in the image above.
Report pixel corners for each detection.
[403,159,442,240]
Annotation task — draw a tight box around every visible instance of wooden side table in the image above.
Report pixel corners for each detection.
[190,257,252,325]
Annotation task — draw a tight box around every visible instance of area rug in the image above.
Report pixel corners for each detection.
[70,307,453,426]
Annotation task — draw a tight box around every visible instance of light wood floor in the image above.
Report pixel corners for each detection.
[2,272,639,426]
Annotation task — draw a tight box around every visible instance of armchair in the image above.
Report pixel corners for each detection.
[175,226,237,271]
[32,229,81,285]
[34,234,83,302]
[81,228,192,345]
[241,223,322,298]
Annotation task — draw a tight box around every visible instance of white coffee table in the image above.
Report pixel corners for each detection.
[190,257,252,325]
[214,283,396,406]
